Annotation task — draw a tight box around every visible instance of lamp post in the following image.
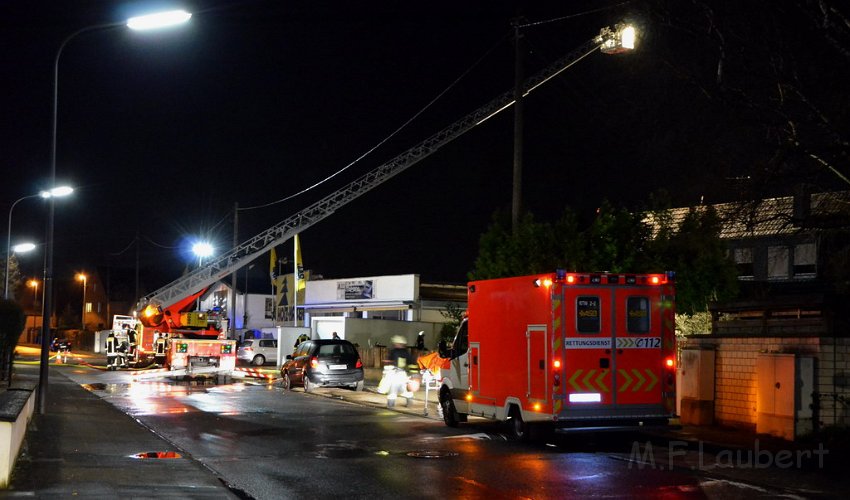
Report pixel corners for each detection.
[39,9,192,414]
[76,273,87,330]
[28,280,39,342]
[5,187,70,299]
[28,279,39,304]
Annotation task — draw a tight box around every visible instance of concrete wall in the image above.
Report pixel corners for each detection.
[308,317,441,351]
[682,327,850,431]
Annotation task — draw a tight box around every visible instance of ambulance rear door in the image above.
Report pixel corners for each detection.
[612,288,664,406]
[562,290,615,408]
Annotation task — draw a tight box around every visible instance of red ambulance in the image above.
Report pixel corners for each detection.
[438,270,677,438]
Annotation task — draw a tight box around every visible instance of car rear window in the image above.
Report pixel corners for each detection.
[242,340,254,347]
[317,343,356,356]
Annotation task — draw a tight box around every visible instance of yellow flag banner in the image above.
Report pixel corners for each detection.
[295,235,305,292]
[269,246,277,285]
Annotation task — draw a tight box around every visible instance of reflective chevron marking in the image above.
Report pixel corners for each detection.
[568,369,584,392]
[618,369,633,392]
[645,369,658,391]
[595,369,609,392]
[632,369,646,391]
[615,369,660,392]
[566,368,610,392]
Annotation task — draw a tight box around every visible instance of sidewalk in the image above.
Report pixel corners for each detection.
[3,360,240,498]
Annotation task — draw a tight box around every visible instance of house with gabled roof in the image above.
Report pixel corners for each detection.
[657,191,850,438]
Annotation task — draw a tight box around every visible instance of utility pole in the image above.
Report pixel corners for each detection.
[512,19,525,235]
[230,202,239,338]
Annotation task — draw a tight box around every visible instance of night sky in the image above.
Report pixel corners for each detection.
[2,1,848,306]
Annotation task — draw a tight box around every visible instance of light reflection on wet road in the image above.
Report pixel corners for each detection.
[59,367,822,499]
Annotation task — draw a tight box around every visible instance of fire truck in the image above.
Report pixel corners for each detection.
[134,288,236,377]
[438,270,677,439]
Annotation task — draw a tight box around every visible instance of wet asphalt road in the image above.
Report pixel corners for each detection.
[51,365,846,499]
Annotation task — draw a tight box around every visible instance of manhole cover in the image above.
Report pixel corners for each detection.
[131,451,183,459]
[406,450,459,459]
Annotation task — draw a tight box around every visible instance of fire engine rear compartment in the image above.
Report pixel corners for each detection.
[462,272,676,428]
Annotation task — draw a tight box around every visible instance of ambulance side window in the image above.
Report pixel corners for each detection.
[451,321,469,359]
[576,296,600,333]
[627,297,650,333]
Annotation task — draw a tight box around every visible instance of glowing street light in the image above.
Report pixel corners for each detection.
[192,242,214,261]
[12,243,37,254]
[127,10,192,31]
[599,24,637,54]
[77,273,87,330]
[28,279,39,304]
[192,242,213,310]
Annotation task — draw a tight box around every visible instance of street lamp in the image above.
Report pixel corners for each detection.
[76,273,87,330]
[4,186,72,300]
[39,10,191,415]
[28,279,39,304]
[3,242,37,300]
[29,280,40,342]
[192,241,214,265]
[192,242,214,310]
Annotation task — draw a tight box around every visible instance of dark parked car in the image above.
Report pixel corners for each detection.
[280,339,364,392]
[50,338,72,351]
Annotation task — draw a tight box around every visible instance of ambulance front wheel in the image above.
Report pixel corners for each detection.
[441,395,461,428]
[507,405,529,441]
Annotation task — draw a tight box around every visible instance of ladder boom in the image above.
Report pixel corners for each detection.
[141,32,608,309]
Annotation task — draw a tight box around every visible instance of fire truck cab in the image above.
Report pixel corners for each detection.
[439,270,677,439]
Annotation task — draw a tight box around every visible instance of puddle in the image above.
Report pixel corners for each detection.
[81,383,108,391]
[406,450,459,459]
[131,451,183,459]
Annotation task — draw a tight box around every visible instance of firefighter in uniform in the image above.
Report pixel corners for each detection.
[105,331,119,370]
[294,333,309,351]
[127,324,139,364]
[153,331,168,367]
[385,335,415,408]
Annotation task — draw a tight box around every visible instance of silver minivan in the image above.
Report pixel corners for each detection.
[237,339,278,366]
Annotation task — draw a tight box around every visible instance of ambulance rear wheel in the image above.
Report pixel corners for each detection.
[441,396,460,428]
[508,405,528,441]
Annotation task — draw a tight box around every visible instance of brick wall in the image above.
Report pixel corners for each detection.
[682,331,850,430]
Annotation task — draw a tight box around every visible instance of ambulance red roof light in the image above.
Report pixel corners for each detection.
[565,274,577,284]
[649,274,668,285]
[665,356,675,369]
